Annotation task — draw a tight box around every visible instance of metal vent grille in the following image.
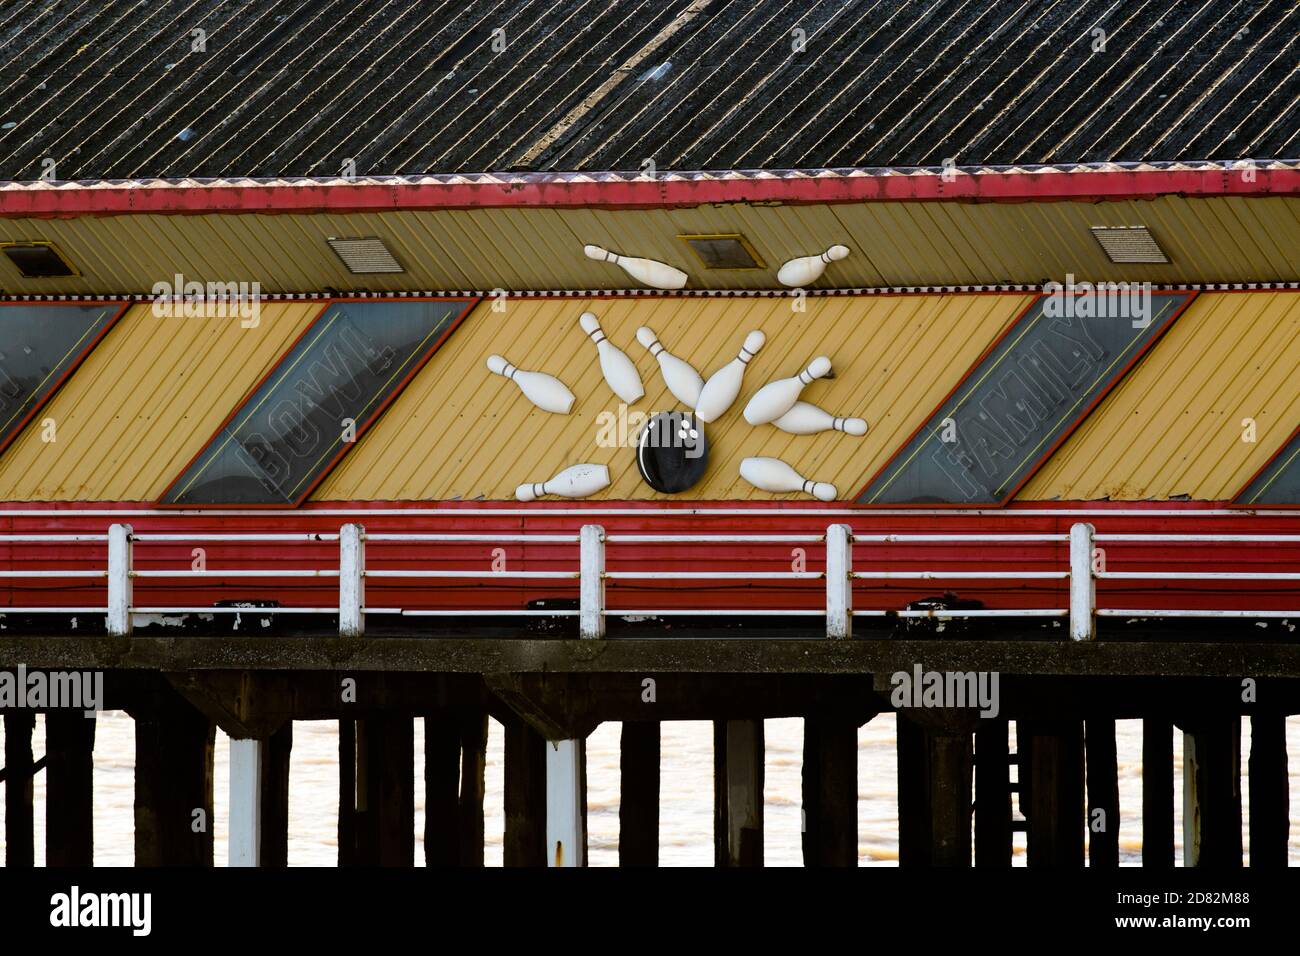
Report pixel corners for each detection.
[326,237,405,274]
[1090,226,1169,264]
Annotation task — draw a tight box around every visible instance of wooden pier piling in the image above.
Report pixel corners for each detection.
[897,715,973,866]
[897,714,927,866]
[1085,718,1119,867]
[929,731,974,866]
[1248,713,1290,867]
[1181,718,1242,867]
[338,719,358,866]
[343,716,415,866]
[1142,718,1174,866]
[261,721,292,868]
[503,713,547,866]
[45,712,96,867]
[974,718,1012,866]
[134,689,215,866]
[714,719,764,867]
[423,716,460,866]
[802,715,857,866]
[619,721,659,867]
[1024,720,1084,867]
[457,712,488,866]
[3,711,35,867]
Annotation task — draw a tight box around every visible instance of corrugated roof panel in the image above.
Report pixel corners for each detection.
[2,196,1297,295]
[0,302,322,500]
[6,0,1295,179]
[1018,291,1300,501]
[314,293,1030,501]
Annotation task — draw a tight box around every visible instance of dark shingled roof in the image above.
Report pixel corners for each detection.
[0,0,1296,181]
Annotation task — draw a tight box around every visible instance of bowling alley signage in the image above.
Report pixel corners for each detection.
[858,290,1196,506]
[159,298,474,506]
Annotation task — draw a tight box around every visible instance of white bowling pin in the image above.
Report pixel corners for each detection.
[742,356,833,425]
[694,329,765,423]
[487,354,575,415]
[584,244,688,290]
[739,457,837,501]
[776,244,850,287]
[516,463,610,501]
[636,326,703,407]
[579,311,643,404]
[771,401,868,436]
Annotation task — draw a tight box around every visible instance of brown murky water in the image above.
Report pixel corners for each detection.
[2,714,1297,865]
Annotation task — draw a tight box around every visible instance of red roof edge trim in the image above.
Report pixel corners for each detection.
[1,166,1297,218]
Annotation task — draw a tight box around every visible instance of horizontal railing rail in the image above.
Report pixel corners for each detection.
[0,522,1296,639]
[131,532,341,542]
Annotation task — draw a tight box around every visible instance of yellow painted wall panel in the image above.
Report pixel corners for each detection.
[0,302,322,500]
[314,294,1031,501]
[3,290,1293,504]
[1018,292,1300,501]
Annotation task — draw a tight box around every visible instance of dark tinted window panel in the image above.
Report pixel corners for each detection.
[858,291,1196,506]
[0,303,125,455]
[1235,426,1300,506]
[160,299,475,507]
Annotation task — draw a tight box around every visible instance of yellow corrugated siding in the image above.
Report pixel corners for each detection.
[6,290,1293,505]
[0,302,322,500]
[1019,291,1300,501]
[1,196,1297,296]
[314,294,1030,501]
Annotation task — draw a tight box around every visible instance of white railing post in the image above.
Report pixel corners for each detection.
[1069,522,1096,641]
[107,523,133,637]
[580,524,605,639]
[339,523,365,637]
[826,524,852,639]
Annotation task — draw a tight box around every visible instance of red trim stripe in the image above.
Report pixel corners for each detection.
[2,167,1296,218]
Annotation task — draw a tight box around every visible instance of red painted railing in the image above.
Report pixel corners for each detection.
[1,502,1298,635]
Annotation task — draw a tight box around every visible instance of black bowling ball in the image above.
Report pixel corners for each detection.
[636,411,709,493]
